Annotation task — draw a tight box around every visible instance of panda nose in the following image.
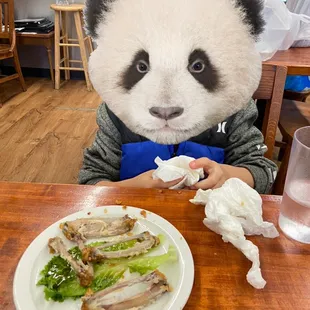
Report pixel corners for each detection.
[149,107,184,120]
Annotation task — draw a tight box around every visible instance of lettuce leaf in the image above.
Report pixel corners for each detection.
[37,255,86,302]
[37,235,176,302]
[127,246,178,274]
[106,246,178,275]
[44,279,86,302]
[37,255,76,288]
[101,239,137,252]
[91,264,126,292]
[37,255,125,302]
[67,239,138,261]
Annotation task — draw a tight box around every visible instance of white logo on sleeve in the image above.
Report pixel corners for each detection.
[257,144,268,151]
[269,168,278,182]
[217,122,227,134]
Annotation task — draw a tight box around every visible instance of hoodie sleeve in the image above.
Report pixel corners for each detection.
[224,100,278,194]
[78,103,122,185]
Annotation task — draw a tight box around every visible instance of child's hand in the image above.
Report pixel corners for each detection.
[97,170,183,189]
[189,158,254,190]
[127,170,183,189]
[189,158,228,190]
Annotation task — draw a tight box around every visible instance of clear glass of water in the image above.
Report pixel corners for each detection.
[279,126,310,243]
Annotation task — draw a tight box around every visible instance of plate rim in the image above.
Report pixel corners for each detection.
[13,205,195,310]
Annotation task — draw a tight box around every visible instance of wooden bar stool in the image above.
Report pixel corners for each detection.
[50,4,93,91]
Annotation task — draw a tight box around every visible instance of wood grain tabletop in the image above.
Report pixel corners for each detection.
[0,182,310,310]
[266,47,310,76]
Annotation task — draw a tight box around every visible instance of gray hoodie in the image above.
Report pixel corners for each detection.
[79,100,278,194]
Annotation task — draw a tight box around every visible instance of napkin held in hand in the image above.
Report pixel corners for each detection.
[152,156,204,189]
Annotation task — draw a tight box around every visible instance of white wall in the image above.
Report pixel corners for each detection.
[14,0,85,69]
[15,0,56,20]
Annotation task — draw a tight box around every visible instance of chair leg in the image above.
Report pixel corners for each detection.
[74,11,93,91]
[13,49,27,92]
[54,11,61,90]
[278,135,288,161]
[46,47,55,84]
[61,11,70,81]
[79,11,94,56]
[273,142,291,195]
[87,37,94,55]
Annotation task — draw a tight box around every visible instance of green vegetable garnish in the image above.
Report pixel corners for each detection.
[91,264,126,292]
[106,245,178,275]
[128,245,178,274]
[68,247,82,260]
[37,235,176,302]
[67,239,138,261]
[37,255,86,302]
[101,239,137,252]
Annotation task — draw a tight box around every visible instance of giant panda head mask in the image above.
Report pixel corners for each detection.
[84,0,264,144]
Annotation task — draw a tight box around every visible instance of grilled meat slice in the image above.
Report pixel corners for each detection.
[82,232,160,263]
[48,237,94,287]
[81,270,169,310]
[60,215,137,242]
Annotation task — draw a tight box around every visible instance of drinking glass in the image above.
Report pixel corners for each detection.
[279,126,310,243]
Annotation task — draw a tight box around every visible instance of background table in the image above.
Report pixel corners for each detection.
[266,47,310,76]
[16,31,54,83]
[0,182,310,309]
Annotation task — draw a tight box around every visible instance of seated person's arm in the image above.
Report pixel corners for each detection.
[78,104,122,186]
[190,100,278,194]
[96,171,182,189]
[79,104,181,189]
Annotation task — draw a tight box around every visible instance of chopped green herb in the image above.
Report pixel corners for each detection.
[37,255,86,302]
[68,246,82,260]
[99,239,137,252]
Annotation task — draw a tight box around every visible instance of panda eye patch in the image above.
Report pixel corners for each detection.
[121,50,150,91]
[188,49,220,92]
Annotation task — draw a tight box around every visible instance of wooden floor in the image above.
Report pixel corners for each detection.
[0,78,101,184]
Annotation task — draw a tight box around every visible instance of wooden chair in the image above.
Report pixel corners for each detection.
[253,64,288,159]
[0,0,26,91]
[273,99,310,195]
[50,4,93,91]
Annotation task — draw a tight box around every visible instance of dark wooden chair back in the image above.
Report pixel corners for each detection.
[0,0,14,42]
[0,0,26,92]
[253,64,288,159]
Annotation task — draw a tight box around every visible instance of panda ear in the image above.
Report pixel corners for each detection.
[234,0,265,39]
[84,0,115,38]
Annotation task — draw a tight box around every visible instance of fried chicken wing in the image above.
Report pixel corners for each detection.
[81,270,169,310]
[60,215,137,242]
[82,232,160,263]
[48,237,94,287]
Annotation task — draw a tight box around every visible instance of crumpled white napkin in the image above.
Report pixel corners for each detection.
[152,156,204,190]
[190,178,279,289]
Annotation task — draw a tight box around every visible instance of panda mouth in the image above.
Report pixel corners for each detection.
[160,123,194,133]
[138,121,196,134]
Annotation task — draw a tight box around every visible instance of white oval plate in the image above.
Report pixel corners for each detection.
[13,206,194,310]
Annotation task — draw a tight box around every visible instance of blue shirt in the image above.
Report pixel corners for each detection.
[120,140,224,180]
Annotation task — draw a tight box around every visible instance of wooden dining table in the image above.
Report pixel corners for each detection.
[266,47,310,76]
[1,182,310,310]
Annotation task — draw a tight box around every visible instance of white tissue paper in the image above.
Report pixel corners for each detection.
[152,156,204,190]
[190,178,279,289]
